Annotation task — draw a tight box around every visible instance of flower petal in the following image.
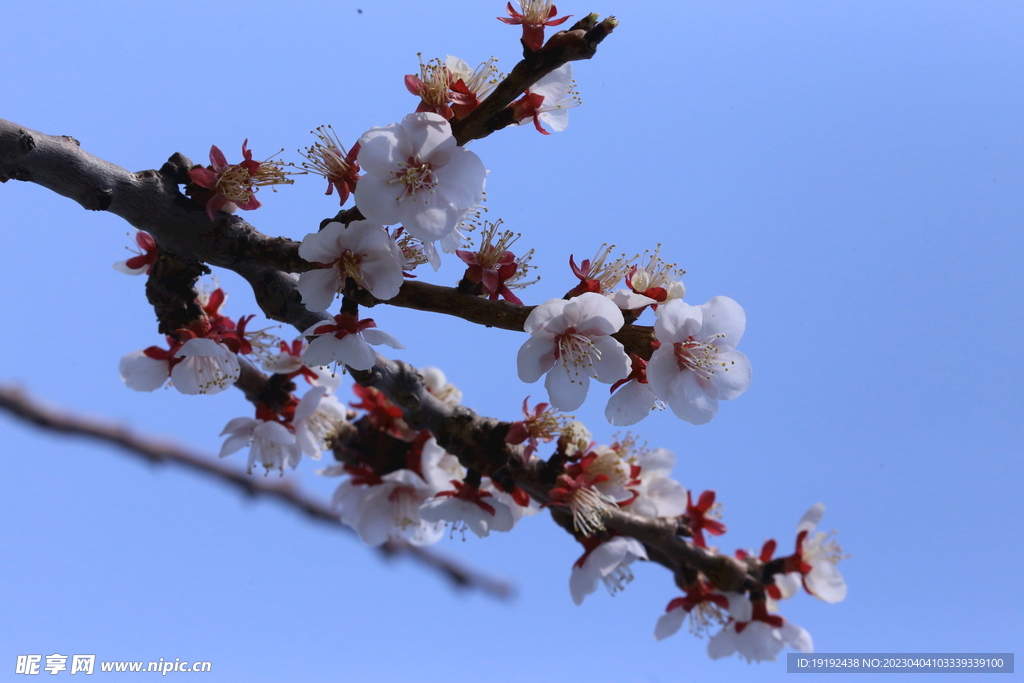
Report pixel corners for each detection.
[297,268,342,312]
[118,350,168,391]
[517,335,556,383]
[654,299,703,343]
[666,371,719,425]
[354,173,405,226]
[709,349,751,401]
[357,123,410,177]
[654,607,686,641]
[605,380,656,426]
[545,363,590,411]
[700,296,746,350]
[590,335,631,384]
[298,221,346,264]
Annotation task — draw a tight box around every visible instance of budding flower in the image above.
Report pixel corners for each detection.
[612,244,687,310]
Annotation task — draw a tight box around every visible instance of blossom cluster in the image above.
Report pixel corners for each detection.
[319,376,537,543]
[518,271,752,427]
[103,2,848,666]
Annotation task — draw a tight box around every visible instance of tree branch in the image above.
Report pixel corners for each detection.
[0,382,514,599]
[1,115,760,602]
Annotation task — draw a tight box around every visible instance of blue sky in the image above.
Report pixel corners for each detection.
[1,1,1021,681]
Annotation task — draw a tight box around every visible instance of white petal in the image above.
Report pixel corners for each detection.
[567,292,624,336]
[699,296,746,350]
[220,416,257,437]
[538,108,570,133]
[336,333,377,371]
[357,123,409,177]
[806,562,847,603]
[590,336,631,384]
[640,447,676,477]
[113,260,146,275]
[353,173,405,226]
[361,328,405,349]
[797,503,826,534]
[298,222,345,264]
[297,268,341,312]
[654,608,686,641]
[709,349,751,401]
[174,337,230,359]
[402,112,455,160]
[523,298,569,335]
[531,64,573,101]
[432,147,486,208]
[569,564,599,606]
[707,626,738,659]
[654,299,703,343]
[646,346,679,401]
[545,363,590,411]
[605,380,656,426]
[607,289,657,310]
[517,336,556,383]
[646,477,688,517]
[722,592,753,622]
[219,433,252,458]
[302,334,343,369]
[171,348,239,396]
[118,350,169,391]
[667,371,719,425]
[253,420,295,445]
[780,620,814,653]
[358,252,404,302]
[293,385,326,423]
[774,572,802,600]
[398,198,462,242]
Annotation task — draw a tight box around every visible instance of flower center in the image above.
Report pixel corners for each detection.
[672,334,729,381]
[566,485,615,536]
[388,485,421,529]
[336,250,365,284]
[520,0,557,24]
[392,157,437,198]
[215,165,256,204]
[555,327,599,378]
[416,55,454,107]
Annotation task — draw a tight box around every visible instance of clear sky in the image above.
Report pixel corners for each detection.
[1,1,1021,681]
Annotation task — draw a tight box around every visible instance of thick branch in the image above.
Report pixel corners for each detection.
[0,383,513,599]
[0,120,326,334]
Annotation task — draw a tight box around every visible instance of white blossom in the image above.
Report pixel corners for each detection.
[647,297,752,424]
[219,418,300,475]
[517,292,631,411]
[569,536,647,605]
[708,616,813,663]
[355,113,486,243]
[171,338,240,395]
[795,503,848,603]
[297,220,406,310]
[301,314,404,372]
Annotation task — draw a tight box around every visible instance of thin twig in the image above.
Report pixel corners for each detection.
[0,383,514,599]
